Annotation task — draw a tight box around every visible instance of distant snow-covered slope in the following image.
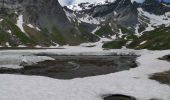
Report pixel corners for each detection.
[64,0,170,50]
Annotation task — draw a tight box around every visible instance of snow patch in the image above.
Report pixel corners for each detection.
[135,24,141,37]
[5,42,11,47]
[91,26,101,34]
[118,29,124,38]
[27,24,41,31]
[68,0,116,11]
[17,45,27,47]
[7,30,12,34]
[16,15,25,33]
[138,8,170,27]
[79,14,103,24]
[0,19,3,22]
[140,41,147,45]
[0,52,55,69]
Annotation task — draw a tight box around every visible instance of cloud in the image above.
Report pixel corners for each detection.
[59,0,145,6]
[131,0,144,3]
[58,0,73,6]
[58,0,66,6]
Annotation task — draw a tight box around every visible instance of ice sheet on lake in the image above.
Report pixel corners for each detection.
[0,54,54,69]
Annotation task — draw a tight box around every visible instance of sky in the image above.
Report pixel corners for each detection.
[58,0,170,6]
[59,0,73,6]
[164,0,170,2]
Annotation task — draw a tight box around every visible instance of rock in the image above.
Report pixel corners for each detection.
[0,0,97,46]
[150,70,170,86]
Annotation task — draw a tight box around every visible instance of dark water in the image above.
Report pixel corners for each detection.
[0,55,137,79]
[103,94,136,100]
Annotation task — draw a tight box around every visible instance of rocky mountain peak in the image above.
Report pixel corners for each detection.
[143,0,161,4]
[0,0,70,29]
[141,0,170,15]
[116,0,133,8]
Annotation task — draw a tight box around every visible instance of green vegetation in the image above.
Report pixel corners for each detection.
[102,39,127,49]
[5,19,32,45]
[24,26,52,46]
[127,26,170,50]
[52,27,66,45]
[0,31,9,44]
[70,25,87,42]
[78,24,91,40]
[101,25,136,49]
[126,34,138,40]
[95,24,113,36]
[78,24,99,42]
[119,25,133,34]
[138,25,145,33]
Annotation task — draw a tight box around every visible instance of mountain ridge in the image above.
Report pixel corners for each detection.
[0,0,170,50]
[0,0,98,47]
[65,0,170,50]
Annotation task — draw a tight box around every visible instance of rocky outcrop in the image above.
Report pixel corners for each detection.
[0,0,71,30]
[0,0,98,46]
[66,0,138,30]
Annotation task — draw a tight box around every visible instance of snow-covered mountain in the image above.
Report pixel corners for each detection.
[0,0,170,50]
[66,0,170,30]
[65,0,170,50]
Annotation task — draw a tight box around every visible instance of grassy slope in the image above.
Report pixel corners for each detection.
[4,19,32,45]
[0,18,98,46]
[128,26,170,50]
[102,39,127,49]
[24,25,52,46]
[78,24,99,43]
[1,12,170,49]
[52,27,66,45]
[102,25,170,50]
[95,24,113,37]
[102,25,136,49]
[0,31,9,45]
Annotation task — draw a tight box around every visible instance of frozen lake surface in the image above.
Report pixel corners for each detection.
[0,48,170,100]
[0,54,137,79]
